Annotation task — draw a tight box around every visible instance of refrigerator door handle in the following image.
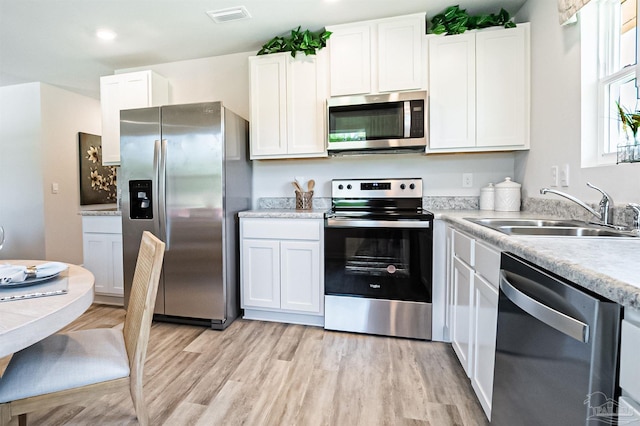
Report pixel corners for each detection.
[159,139,169,250]
[499,270,589,343]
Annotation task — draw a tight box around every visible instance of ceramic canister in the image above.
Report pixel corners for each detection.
[479,183,495,211]
[494,177,521,212]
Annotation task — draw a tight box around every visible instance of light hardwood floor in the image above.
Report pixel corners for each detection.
[0,304,488,426]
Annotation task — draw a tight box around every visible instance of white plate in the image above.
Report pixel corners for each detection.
[0,273,61,288]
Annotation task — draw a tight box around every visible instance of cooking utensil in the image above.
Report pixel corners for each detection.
[307,179,315,192]
[292,181,303,193]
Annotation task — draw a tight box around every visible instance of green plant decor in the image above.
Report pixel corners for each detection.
[616,101,640,140]
[258,26,332,57]
[429,5,516,35]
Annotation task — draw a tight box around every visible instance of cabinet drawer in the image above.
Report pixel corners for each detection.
[242,218,321,240]
[81,216,122,234]
[474,242,500,288]
[620,318,640,401]
[453,230,474,266]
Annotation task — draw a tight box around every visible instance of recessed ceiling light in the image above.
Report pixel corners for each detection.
[206,6,251,23]
[96,29,117,41]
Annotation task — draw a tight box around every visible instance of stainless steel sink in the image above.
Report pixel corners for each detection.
[464,217,639,238]
[466,218,586,228]
[501,226,637,237]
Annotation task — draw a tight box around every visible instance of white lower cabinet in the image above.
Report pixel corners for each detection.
[240,217,324,326]
[447,227,500,420]
[452,256,474,376]
[81,215,124,301]
[472,269,498,419]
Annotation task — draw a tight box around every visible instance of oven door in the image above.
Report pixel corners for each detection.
[324,222,432,303]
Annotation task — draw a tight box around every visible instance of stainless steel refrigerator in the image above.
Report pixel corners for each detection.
[120,102,251,329]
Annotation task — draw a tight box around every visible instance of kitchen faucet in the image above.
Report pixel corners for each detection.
[628,203,640,231]
[540,182,614,226]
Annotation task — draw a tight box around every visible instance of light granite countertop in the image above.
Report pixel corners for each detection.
[78,208,121,216]
[437,210,640,310]
[238,209,328,219]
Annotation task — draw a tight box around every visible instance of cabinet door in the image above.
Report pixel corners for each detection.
[110,235,124,296]
[83,233,110,295]
[476,26,529,148]
[101,72,149,165]
[100,77,124,166]
[241,239,281,309]
[472,273,499,420]
[428,33,476,149]
[287,52,328,156]
[378,15,424,92]
[249,54,288,157]
[452,256,474,377]
[280,241,321,313]
[328,25,372,96]
[444,224,454,341]
[82,233,124,296]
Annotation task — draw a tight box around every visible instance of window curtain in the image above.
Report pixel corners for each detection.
[558,0,592,23]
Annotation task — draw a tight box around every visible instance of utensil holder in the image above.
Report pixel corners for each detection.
[295,191,314,210]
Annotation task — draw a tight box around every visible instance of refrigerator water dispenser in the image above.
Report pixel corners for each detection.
[129,180,153,219]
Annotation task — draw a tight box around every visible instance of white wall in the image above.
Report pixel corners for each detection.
[0,83,46,259]
[252,152,515,200]
[0,82,100,263]
[120,52,517,203]
[120,52,252,121]
[40,84,102,263]
[516,0,640,205]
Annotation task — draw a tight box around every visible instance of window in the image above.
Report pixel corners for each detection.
[581,0,638,166]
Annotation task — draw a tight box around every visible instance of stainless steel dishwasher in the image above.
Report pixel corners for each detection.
[492,252,621,426]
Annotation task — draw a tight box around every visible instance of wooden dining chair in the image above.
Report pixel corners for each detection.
[0,231,165,426]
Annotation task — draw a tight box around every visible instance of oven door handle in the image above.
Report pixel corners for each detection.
[325,218,431,229]
[499,271,589,343]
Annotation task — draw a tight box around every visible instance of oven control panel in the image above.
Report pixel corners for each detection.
[331,178,423,198]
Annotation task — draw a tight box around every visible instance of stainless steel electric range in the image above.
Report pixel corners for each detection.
[324,178,434,340]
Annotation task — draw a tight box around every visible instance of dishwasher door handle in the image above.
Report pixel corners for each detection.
[499,271,589,343]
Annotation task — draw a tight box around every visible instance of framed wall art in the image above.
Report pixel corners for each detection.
[78,132,117,205]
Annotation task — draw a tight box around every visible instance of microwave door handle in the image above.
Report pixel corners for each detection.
[403,101,411,138]
[499,271,589,343]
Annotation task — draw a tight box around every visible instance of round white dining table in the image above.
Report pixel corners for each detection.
[0,260,95,358]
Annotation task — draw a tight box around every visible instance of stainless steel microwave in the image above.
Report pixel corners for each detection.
[327,90,427,154]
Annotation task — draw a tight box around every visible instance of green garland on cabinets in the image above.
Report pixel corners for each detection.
[429,5,516,35]
[257,26,332,57]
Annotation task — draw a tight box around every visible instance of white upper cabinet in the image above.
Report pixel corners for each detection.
[249,51,328,159]
[100,70,169,165]
[428,32,476,150]
[377,15,425,92]
[327,13,426,96]
[327,25,372,96]
[428,24,530,153]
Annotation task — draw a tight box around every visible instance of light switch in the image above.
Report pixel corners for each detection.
[51,182,59,194]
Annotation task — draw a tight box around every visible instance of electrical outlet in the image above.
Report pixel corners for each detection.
[462,173,473,188]
[559,164,570,187]
[551,165,559,187]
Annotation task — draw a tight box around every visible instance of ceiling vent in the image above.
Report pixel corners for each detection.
[206,6,251,23]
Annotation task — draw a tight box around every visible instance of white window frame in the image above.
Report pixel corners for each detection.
[581,0,638,167]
